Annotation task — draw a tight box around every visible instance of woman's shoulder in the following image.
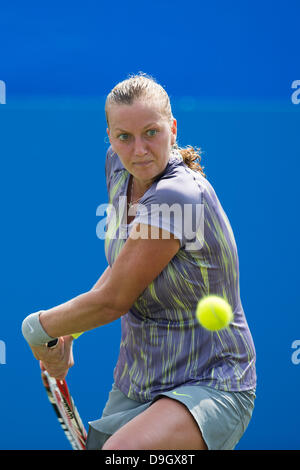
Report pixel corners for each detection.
[154,163,207,206]
[105,146,125,174]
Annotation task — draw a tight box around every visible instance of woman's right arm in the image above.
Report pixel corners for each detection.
[23,223,180,351]
[30,265,112,380]
[91,265,112,290]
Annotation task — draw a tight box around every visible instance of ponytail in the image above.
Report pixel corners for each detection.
[177,145,205,177]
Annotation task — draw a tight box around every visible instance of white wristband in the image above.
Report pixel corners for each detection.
[22,311,57,346]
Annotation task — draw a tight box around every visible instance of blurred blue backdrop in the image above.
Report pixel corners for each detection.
[0,0,299,450]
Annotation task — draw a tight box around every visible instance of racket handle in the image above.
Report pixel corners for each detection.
[47,338,58,348]
[47,332,83,348]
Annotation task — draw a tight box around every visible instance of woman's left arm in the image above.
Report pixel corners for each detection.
[31,223,180,341]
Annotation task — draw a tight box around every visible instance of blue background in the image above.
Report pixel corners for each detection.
[0,0,299,450]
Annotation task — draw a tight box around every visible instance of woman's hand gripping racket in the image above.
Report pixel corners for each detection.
[42,332,87,450]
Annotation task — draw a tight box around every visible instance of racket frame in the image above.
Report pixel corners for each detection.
[42,370,87,450]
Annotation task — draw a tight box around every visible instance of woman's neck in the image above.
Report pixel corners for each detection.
[131,176,152,199]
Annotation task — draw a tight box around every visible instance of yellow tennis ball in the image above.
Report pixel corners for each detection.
[196,296,233,331]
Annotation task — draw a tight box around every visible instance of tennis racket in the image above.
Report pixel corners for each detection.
[42,332,87,450]
[42,370,87,450]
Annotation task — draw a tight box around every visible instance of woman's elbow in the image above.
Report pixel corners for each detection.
[92,287,133,323]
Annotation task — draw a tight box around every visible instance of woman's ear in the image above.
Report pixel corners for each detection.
[170,118,177,146]
[106,128,112,145]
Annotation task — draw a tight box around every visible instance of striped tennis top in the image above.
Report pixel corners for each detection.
[104,146,256,403]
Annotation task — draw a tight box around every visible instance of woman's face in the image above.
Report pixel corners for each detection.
[107,99,177,188]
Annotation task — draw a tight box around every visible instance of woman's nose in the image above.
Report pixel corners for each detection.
[133,136,148,156]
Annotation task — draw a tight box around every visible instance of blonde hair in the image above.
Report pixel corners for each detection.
[105,72,205,177]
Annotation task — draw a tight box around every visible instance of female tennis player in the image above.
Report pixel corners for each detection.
[22,73,256,450]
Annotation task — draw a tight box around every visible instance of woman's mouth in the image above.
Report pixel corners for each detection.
[133,161,153,166]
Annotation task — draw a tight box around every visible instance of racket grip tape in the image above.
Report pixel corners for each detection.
[47,332,83,348]
[47,338,59,348]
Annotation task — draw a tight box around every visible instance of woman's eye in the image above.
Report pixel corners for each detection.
[118,134,129,141]
[146,129,158,137]
[117,130,157,141]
